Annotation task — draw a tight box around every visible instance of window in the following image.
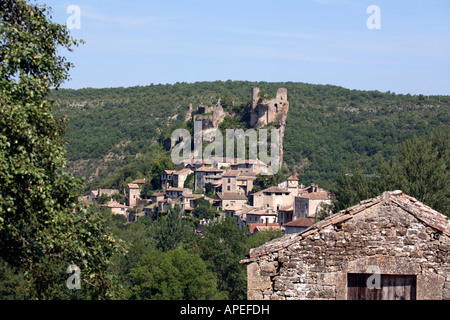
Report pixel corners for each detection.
[227,186,231,191]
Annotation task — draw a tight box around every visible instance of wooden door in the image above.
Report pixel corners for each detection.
[347,274,416,300]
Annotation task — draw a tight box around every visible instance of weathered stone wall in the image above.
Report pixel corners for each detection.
[247,204,450,300]
[194,100,225,131]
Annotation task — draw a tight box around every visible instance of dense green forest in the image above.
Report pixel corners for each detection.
[51,81,450,191]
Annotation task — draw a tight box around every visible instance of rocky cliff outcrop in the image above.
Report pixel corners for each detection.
[247,87,289,166]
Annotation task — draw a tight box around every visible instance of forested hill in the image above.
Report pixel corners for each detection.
[51,81,450,190]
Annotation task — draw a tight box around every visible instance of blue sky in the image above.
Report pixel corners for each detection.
[41,0,450,95]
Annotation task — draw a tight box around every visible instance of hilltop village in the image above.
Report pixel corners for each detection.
[80,87,450,301]
[84,88,332,235]
[85,156,331,235]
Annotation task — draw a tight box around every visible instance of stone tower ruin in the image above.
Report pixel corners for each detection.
[249,87,289,129]
[248,87,289,166]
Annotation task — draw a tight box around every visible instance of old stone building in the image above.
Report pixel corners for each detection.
[127,183,141,207]
[241,191,450,300]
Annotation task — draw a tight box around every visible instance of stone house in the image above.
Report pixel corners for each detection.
[87,188,120,203]
[284,217,314,235]
[252,186,294,211]
[294,190,331,219]
[248,223,281,235]
[179,192,204,213]
[87,189,98,202]
[158,198,177,212]
[172,168,193,189]
[222,169,256,196]
[222,170,240,194]
[194,167,224,191]
[127,183,141,207]
[161,170,175,190]
[104,200,128,216]
[165,187,192,199]
[151,192,166,204]
[230,159,268,175]
[216,192,248,210]
[143,203,158,219]
[241,191,450,300]
[224,203,255,229]
[277,204,294,227]
[246,208,278,225]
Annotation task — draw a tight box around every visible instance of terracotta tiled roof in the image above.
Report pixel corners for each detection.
[247,209,278,216]
[254,186,290,195]
[166,187,188,192]
[223,170,240,177]
[217,192,248,200]
[181,193,203,199]
[297,191,330,200]
[242,190,450,262]
[174,168,192,175]
[278,204,294,212]
[195,167,224,172]
[132,178,146,184]
[248,223,281,234]
[105,201,127,209]
[284,217,314,228]
[128,183,139,189]
[287,175,299,181]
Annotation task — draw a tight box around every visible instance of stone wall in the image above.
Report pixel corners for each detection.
[245,203,450,300]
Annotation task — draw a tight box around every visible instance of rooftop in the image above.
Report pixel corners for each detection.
[254,186,290,195]
[248,223,281,234]
[284,217,314,228]
[217,192,248,200]
[195,167,224,173]
[296,191,330,200]
[223,170,240,177]
[132,178,146,184]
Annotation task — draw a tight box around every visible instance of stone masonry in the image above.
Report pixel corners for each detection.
[241,191,450,300]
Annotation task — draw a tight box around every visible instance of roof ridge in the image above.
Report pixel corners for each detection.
[242,190,449,262]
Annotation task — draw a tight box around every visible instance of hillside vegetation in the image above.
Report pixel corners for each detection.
[51,81,450,191]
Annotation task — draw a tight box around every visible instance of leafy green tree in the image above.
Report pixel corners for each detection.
[153,204,193,252]
[334,162,378,211]
[0,0,123,299]
[97,193,111,204]
[192,198,218,222]
[196,217,249,300]
[0,258,34,300]
[377,126,449,216]
[111,192,126,204]
[333,126,449,216]
[128,247,226,300]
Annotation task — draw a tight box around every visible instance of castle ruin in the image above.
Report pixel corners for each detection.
[248,87,289,129]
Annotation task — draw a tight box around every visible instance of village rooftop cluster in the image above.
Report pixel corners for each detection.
[84,156,331,236]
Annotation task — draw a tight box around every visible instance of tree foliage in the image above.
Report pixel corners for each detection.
[0,0,123,299]
[333,126,449,216]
